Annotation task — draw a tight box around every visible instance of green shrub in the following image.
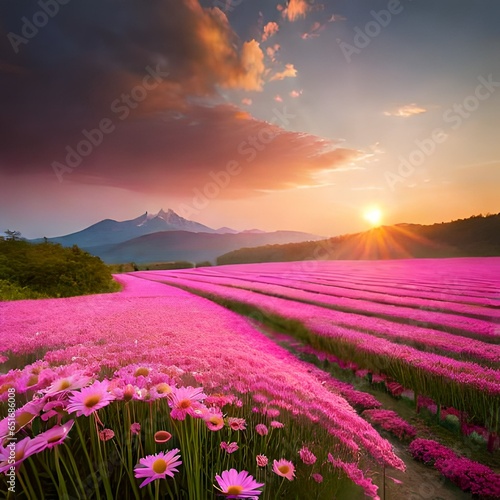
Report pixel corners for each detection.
[0,239,120,299]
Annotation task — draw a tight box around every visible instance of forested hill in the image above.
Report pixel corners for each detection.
[217,213,500,265]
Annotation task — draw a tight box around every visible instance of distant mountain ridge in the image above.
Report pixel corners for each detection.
[32,209,219,248]
[216,213,500,265]
[31,209,323,264]
[91,230,326,264]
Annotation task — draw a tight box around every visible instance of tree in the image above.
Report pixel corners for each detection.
[4,230,22,241]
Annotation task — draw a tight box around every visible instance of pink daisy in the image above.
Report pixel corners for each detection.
[270,421,284,429]
[273,459,295,481]
[150,382,174,399]
[256,454,268,467]
[130,423,141,435]
[214,468,264,498]
[35,420,74,450]
[0,436,46,473]
[111,383,138,402]
[134,449,182,488]
[205,410,225,431]
[44,373,92,396]
[41,400,68,424]
[66,380,115,417]
[312,473,323,483]
[168,386,206,420]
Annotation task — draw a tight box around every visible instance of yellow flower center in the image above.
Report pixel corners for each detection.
[134,367,149,377]
[226,485,243,495]
[84,394,102,408]
[27,374,38,387]
[152,459,167,474]
[278,465,290,474]
[178,399,192,409]
[47,432,63,444]
[59,380,71,390]
[209,416,222,425]
[16,412,35,432]
[156,383,172,394]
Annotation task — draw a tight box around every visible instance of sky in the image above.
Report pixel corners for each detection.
[1,0,499,238]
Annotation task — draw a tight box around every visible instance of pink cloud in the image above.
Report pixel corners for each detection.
[283,0,312,22]
[301,21,325,40]
[262,21,279,42]
[270,63,297,81]
[64,103,363,198]
[266,44,281,62]
[383,104,428,117]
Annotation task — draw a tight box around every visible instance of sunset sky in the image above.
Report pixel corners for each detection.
[1,0,499,238]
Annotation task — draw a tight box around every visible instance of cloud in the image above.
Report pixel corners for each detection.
[0,0,271,174]
[270,63,297,81]
[283,0,312,22]
[262,21,279,42]
[54,103,365,197]
[266,44,281,62]
[225,40,266,91]
[383,104,427,117]
[241,98,253,106]
[0,0,363,201]
[274,95,284,102]
[289,90,302,98]
[301,21,325,40]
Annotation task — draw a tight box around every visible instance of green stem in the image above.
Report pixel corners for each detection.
[62,443,86,497]
[75,419,101,499]
[54,447,69,498]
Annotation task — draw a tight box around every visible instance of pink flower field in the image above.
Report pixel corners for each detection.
[1,257,500,498]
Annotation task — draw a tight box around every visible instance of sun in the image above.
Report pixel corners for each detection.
[363,207,383,227]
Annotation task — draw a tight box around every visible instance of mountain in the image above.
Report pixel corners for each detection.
[31,209,323,264]
[91,230,324,264]
[217,213,500,265]
[32,209,217,248]
[215,227,239,234]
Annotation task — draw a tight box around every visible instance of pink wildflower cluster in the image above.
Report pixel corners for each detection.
[409,439,500,498]
[152,269,500,433]
[328,454,380,499]
[298,446,317,465]
[220,441,239,454]
[362,410,417,441]
[307,366,382,410]
[1,269,408,483]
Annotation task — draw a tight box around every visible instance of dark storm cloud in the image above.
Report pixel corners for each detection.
[0,0,362,196]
